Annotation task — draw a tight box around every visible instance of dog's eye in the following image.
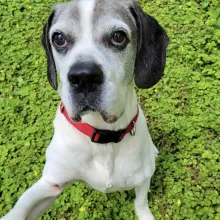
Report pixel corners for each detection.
[52,33,68,47]
[111,31,127,45]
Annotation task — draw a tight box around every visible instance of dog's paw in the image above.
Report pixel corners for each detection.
[0,213,25,220]
[138,214,154,220]
[136,207,154,220]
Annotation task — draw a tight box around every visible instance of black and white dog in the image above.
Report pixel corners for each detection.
[1,0,168,219]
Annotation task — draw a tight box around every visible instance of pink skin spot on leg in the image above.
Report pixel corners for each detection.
[47,184,63,197]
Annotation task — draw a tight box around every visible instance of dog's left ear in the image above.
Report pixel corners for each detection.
[41,11,57,90]
[130,3,169,89]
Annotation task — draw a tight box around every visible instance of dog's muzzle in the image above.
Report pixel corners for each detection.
[68,62,104,95]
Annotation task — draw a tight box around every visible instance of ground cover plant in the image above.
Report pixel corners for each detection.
[0,0,219,219]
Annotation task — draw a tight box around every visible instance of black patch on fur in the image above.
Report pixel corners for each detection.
[41,11,57,90]
[130,4,169,89]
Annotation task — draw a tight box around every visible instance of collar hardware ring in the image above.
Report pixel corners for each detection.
[130,121,136,136]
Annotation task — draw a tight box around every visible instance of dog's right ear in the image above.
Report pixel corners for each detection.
[41,11,57,90]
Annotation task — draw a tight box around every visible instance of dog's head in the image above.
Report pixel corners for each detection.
[42,0,169,123]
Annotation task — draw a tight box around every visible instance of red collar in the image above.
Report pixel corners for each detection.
[60,103,139,144]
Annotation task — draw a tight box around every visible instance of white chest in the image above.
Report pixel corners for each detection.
[79,144,147,193]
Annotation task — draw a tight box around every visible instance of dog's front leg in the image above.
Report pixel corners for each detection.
[1,177,65,220]
[135,178,154,220]
[25,196,58,220]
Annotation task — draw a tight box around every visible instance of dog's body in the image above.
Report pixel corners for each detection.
[44,100,158,194]
[1,0,168,219]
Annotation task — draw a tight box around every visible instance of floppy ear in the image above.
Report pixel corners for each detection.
[41,11,57,90]
[130,3,169,89]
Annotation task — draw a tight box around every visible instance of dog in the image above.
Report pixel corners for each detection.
[1,0,168,219]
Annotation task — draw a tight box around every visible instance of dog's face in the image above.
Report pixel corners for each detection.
[42,0,169,123]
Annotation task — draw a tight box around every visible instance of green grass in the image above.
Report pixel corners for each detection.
[0,0,219,219]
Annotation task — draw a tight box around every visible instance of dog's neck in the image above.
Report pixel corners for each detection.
[81,88,138,131]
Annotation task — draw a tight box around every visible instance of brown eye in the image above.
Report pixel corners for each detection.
[53,33,68,47]
[111,31,127,45]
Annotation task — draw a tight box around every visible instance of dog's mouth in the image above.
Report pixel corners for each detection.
[70,105,119,124]
[81,105,96,113]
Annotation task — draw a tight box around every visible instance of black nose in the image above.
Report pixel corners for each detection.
[68,62,104,94]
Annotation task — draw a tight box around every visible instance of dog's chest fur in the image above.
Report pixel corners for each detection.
[82,143,145,193]
[44,108,156,193]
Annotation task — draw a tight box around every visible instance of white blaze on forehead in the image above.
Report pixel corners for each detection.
[78,0,96,42]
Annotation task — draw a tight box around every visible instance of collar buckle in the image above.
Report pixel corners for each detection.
[91,128,126,144]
